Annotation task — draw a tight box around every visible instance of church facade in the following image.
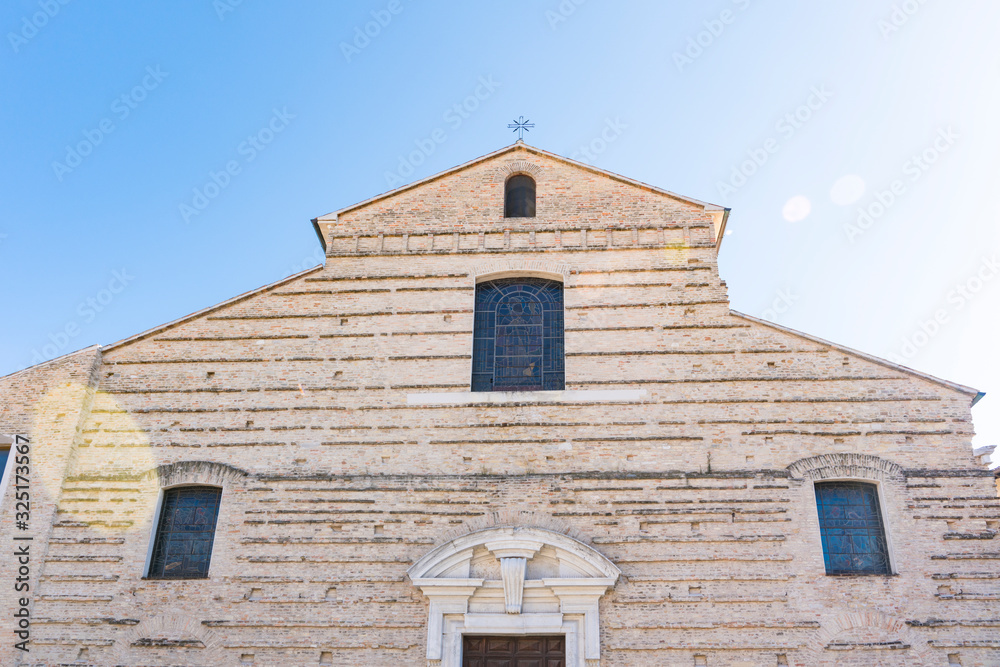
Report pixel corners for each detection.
[1,142,997,666]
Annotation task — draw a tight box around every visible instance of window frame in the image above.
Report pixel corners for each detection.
[811,478,897,576]
[470,276,565,393]
[0,435,16,504]
[143,483,223,580]
[503,173,536,218]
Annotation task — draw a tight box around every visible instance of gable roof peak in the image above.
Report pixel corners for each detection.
[314,141,726,221]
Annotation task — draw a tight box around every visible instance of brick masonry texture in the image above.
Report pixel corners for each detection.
[0,144,996,666]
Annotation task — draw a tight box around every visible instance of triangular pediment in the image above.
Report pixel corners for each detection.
[312,142,729,251]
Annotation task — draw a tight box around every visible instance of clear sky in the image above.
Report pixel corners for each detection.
[2,1,998,452]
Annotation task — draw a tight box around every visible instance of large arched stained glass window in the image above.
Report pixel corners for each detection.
[148,486,222,579]
[472,278,564,392]
[814,481,891,575]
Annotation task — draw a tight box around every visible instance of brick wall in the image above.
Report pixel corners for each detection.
[0,146,995,666]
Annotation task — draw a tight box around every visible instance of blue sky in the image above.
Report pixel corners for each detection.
[2,1,998,451]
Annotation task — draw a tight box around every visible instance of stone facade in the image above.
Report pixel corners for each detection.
[1,143,996,666]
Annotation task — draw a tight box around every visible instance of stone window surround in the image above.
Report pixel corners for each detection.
[408,526,620,667]
[788,453,902,576]
[140,461,248,579]
[493,159,544,184]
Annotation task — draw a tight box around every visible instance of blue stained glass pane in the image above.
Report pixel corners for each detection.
[472,278,565,392]
[814,482,890,575]
[149,486,222,579]
[830,553,852,571]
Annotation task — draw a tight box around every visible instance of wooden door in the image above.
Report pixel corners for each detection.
[462,635,566,667]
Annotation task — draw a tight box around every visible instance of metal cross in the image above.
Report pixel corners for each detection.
[508,116,535,140]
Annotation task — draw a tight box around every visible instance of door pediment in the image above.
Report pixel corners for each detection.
[407,526,619,666]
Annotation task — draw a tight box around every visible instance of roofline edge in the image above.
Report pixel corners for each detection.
[314,142,726,222]
[715,208,732,251]
[729,310,981,399]
[101,264,325,354]
[0,344,102,383]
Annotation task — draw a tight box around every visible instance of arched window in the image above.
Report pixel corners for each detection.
[148,486,222,579]
[472,278,564,392]
[504,174,536,217]
[814,481,890,575]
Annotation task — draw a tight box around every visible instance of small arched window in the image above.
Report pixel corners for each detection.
[472,278,564,392]
[504,175,536,217]
[814,481,890,575]
[148,486,222,579]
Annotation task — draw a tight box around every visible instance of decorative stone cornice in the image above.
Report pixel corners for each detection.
[142,460,251,489]
[322,225,710,257]
[471,257,571,282]
[493,159,544,182]
[787,453,904,482]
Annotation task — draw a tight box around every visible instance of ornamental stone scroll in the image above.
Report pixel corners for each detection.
[484,539,543,614]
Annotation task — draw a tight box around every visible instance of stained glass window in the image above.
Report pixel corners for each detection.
[504,174,535,217]
[148,486,222,579]
[815,481,891,575]
[472,278,564,392]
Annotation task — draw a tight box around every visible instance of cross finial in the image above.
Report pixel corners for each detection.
[508,116,535,141]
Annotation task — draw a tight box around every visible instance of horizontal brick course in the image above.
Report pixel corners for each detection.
[1,145,995,666]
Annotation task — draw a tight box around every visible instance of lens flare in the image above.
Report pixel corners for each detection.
[782,195,811,223]
[830,174,866,206]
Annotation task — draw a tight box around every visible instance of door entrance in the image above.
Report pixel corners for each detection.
[462,635,566,667]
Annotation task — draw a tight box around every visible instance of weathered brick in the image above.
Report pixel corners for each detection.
[0,144,995,666]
